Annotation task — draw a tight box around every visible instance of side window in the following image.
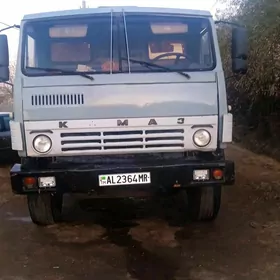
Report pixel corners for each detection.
[26,34,36,67]
[200,31,213,66]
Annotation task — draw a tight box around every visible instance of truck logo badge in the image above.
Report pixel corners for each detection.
[177,118,184,124]
[59,121,68,128]
[117,119,128,126]
[148,119,157,125]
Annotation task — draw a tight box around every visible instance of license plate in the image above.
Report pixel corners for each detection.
[98,172,151,186]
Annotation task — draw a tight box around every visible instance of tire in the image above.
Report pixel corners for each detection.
[27,193,63,226]
[187,186,221,222]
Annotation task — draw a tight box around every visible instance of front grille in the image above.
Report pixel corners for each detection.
[60,128,185,152]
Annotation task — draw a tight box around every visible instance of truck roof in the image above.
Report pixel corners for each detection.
[22,6,212,21]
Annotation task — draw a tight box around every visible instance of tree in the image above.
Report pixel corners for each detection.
[217,0,280,153]
[218,0,280,95]
[0,62,15,111]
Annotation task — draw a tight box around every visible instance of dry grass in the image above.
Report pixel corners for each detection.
[0,167,13,206]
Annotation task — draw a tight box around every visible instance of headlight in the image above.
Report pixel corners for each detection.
[193,129,211,147]
[33,135,52,153]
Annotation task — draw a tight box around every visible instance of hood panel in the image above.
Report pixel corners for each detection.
[23,83,218,121]
[22,73,218,121]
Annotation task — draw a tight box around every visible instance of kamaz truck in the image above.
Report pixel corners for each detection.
[0,6,248,225]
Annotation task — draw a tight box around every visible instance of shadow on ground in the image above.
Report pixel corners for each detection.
[41,195,188,280]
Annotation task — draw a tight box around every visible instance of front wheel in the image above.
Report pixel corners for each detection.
[27,193,63,226]
[187,186,221,222]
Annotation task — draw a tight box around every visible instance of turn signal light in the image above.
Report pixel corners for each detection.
[173,183,181,188]
[23,177,37,188]
[212,169,223,180]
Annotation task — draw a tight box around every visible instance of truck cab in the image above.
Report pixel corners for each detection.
[0,6,248,225]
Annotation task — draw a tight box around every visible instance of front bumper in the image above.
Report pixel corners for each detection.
[10,157,235,197]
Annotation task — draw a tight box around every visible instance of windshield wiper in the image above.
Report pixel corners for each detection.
[121,57,191,79]
[26,66,94,81]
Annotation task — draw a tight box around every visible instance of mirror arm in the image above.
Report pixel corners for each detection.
[225,75,236,81]
[0,24,20,33]
[215,20,245,28]
[0,80,13,87]
[2,81,13,87]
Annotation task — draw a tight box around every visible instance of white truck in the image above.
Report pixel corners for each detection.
[0,6,248,225]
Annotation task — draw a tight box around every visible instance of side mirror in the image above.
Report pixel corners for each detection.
[232,59,247,75]
[0,114,10,132]
[231,27,248,74]
[0,35,9,82]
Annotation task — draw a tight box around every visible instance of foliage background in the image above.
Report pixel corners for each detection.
[217,0,280,159]
[0,63,14,112]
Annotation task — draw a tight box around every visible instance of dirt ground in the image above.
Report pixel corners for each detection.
[1,144,280,280]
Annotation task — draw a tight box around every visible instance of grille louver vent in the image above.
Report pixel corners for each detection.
[60,129,185,152]
[31,94,84,106]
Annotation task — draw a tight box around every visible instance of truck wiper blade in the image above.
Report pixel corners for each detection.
[26,66,94,81]
[121,57,190,79]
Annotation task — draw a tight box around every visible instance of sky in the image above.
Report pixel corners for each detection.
[0,0,219,60]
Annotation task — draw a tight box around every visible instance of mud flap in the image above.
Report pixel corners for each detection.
[225,160,235,185]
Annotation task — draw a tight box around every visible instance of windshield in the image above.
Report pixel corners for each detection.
[22,13,216,76]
